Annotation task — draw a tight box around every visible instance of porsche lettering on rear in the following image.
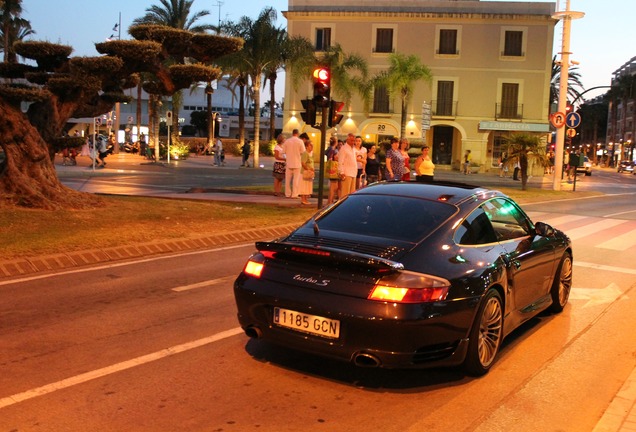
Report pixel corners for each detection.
[293,274,330,286]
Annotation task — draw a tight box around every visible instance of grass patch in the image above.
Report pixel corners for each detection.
[0,188,602,260]
[0,196,315,260]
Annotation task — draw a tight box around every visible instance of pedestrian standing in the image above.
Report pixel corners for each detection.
[300,141,315,205]
[384,137,405,181]
[415,146,435,182]
[214,137,223,166]
[463,149,472,174]
[272,134,286,196]
[338,133,358,198]
[282,129,306,198]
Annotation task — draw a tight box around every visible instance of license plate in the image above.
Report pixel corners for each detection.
[273,307,340,339]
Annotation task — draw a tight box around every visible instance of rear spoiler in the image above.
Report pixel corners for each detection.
[255,241,404,274]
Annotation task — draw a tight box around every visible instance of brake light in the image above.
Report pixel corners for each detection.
[368,270,450,303]
[244,260,264,278]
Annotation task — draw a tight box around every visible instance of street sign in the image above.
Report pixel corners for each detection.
[550,112,566,128]
[566,112,581,128]
[421,101,431,133]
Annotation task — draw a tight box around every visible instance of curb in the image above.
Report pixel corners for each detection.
[0,224,298,280]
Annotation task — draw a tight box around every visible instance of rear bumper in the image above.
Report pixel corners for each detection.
[234,276,478,369]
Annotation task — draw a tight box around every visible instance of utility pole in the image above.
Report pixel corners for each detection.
[215,1,224,34]
[551,0,584,190]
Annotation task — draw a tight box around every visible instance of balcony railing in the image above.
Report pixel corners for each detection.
[495,103,524,121]
[431,100,457,117]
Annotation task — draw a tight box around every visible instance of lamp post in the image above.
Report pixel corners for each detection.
[551,0,584,190]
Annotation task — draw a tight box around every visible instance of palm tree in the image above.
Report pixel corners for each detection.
[550,55,584,110]
[223,7,282,168]
[132,0,214,145]
[0,0,33,64]
[375,52,432,139]
[132,0,214,33]
[262,25,287,141]
[503,133,549,191]
[318,43,370,110]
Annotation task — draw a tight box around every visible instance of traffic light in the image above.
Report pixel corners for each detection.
[328,100,345,127]
[300,98,317,127]
[312,66,331,107]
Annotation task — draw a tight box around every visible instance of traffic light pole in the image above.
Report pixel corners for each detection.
[317,105,328,209]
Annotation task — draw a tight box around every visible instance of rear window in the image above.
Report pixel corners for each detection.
[314,194,456,242]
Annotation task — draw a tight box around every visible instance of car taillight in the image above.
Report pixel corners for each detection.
[244,260,264,278]
[368,270,450,303]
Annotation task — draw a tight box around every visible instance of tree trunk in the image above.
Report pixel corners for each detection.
[238,79,246,150]
[520,154,529,191]
[0,104,102,209]
[136,83,142,141]
[252,74,262,168]
[269,73,276,141]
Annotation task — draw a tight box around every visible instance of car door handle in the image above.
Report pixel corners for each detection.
[502,255,521,270]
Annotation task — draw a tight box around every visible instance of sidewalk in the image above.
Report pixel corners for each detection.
[4,152,635,431]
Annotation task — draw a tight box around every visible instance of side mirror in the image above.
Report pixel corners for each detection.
[535,221,555,237]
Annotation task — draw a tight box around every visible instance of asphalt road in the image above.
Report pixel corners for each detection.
[1,187,635,431]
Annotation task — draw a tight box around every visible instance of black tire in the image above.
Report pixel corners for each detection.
[463,289,503,376]
[548,252,573,313]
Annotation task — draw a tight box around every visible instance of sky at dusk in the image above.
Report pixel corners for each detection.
[20,0,635,102]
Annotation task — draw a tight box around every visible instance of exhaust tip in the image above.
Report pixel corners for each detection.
[353,352,381,367]
[244,326,262,339]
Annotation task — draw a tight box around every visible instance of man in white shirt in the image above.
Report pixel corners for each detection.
[282,129,306,198]
[338,133,358,198]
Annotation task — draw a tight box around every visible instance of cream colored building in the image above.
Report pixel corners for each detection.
[282,0,556,171]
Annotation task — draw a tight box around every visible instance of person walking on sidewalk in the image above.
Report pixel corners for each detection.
[282,129,306,198]
[241,141,251,167]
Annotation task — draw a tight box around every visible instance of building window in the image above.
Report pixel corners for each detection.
[504,31,523,56]
[315,27,331,51]
[501,83,519,118]
[436,81,454,116]
[375,28,393,53]
[438,29,457,55]
[373,86,390,113]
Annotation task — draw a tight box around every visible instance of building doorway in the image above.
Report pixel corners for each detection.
[433,125,454,165]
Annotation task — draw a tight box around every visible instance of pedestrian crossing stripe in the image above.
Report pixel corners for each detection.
[527,212,636,251]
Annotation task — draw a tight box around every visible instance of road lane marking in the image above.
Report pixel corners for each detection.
[569,284,626,308]
[0,243,253,287]
[574,261,636,275]
[534,214,588,229]
[565,219,629,241]
[0,327,244,409]
[596,228,636,251]
[172,275,236,292]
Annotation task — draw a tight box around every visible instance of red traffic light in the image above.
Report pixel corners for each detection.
[313,67,330,83]
[312,66,331,107]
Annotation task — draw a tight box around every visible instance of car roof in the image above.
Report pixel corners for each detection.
[353,181,502,205]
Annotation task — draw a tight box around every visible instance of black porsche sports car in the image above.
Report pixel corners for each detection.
[234,182,572,376]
